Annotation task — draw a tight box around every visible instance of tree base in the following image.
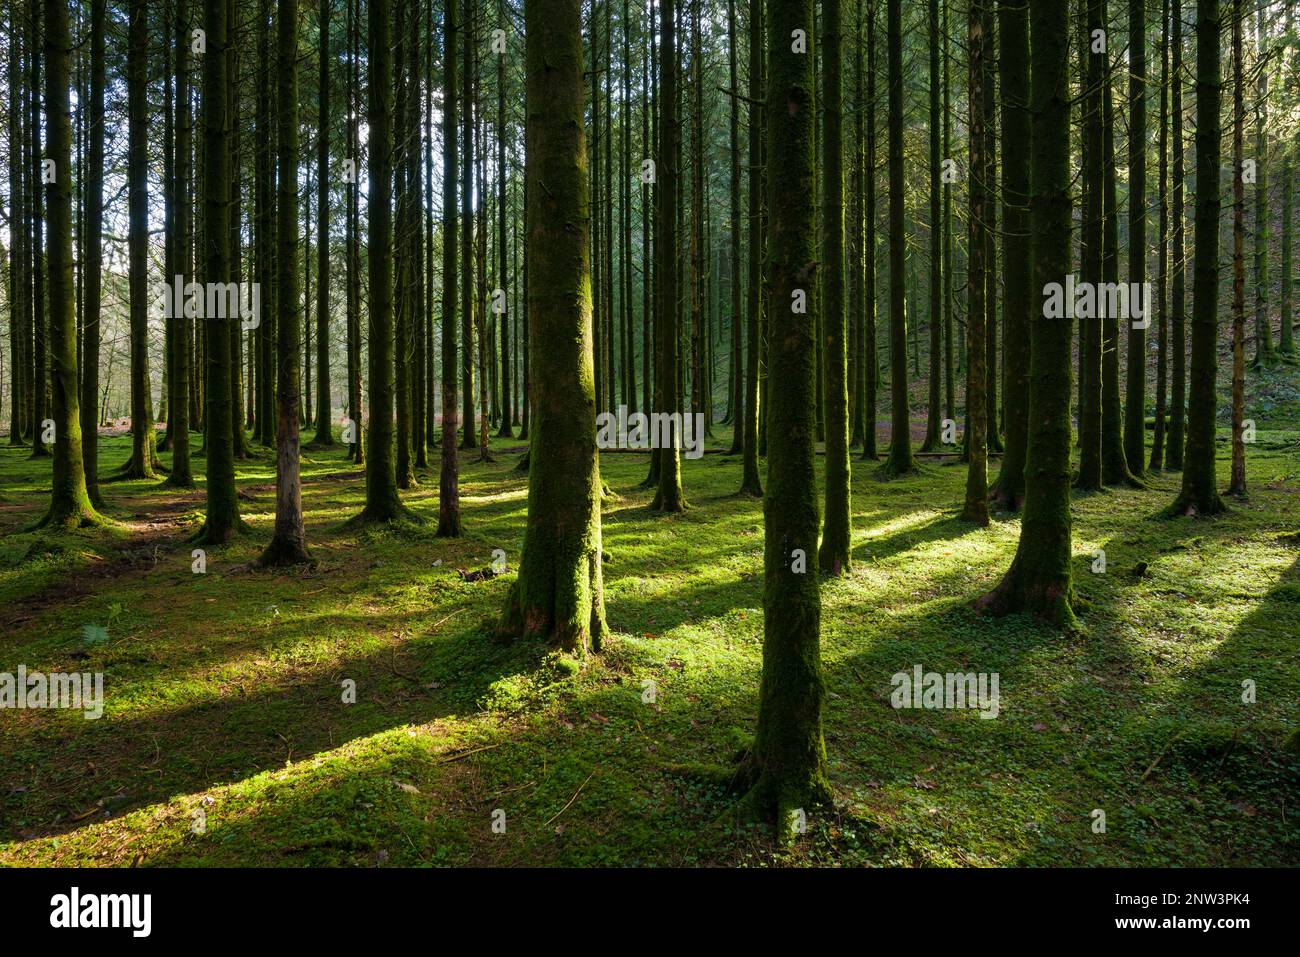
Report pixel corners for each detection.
[649,489,688,512]
[727,758,832,841]
[256,537,314,568]
[973,557,1077,629]
[988,482,1025,512]
[189,517,252,547]
[876,457,920,480]
[1163,489,1228,519]
[28,500,108,531]
[344,502,426,530]
[497,561,607,656]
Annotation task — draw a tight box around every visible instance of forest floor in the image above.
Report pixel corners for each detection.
[2,371,1299,866]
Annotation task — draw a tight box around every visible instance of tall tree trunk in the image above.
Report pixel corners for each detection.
[739,0,764,496]
[33,0,101,527]
[920,0,942,453]
[651,0,685,512]
[1100,5,1138,488]
[1123,0,1147,476]
[1151,0,1169,470]
[80,0,107,501]
[437,0,463,535]
[350,0,415,524]
[1281,129,1294,356]
[1250,3,1271,364]
[461,0,477,449]
[193,0,245,544]
[1076,0,1105,490]
[1167,0,1186,469]
[881,0,914,476]
[942,0,953,427]
[726,0,742,455]
[393,0,415,487]
[260,0,313,564]
[982,1,1001,457]
[961,0,989,524]
[1228,0,1246,496]
[861,0,878,461]
[166,0,194,486]
[8,6,27,449]
[121,0,156,478]
[312,0,334,447]
[28,1,50,461]
[975,0,1076,627]
[989,0,1029,511]
[347,0,363,462]
[1168,0,1225,516]
[735,0,831,831]
[818,0,850,574]
[498,0,607,654]
[496,0,513,438]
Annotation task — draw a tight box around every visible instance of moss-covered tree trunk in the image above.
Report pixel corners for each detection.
[311,0,333,447]
[1123,0,1147,477]
[989,0,1029,511]
[33,0,102,529]
[651,0,685,512]
[496,0,513,439]
[460,0,477,451]
[919,0,943,454]
[1076,0,1104,491]
[1281,143,1294,356]
[981,0,1000,458]
[120,0,156,479]
[1227,0,1246,497]
[1167,0,1186,469]
[28,1,49,462]
[880,0,915,477]
[437,0,463,536]
[942,0,953,427]
[7,6,26,449]
[735,0,830,831]
[1100,22,1139,489]
[346,0,363,463]
[740,0,764,497]
[974,0,1075,628]
[1151,0,1169,471]
[393,0,416,489]
[725,0,742,454]
[961,1,989,526]
[351,0,414,525]
[1168,0,1225,517]
[79,0,107,503]
[258,0,312,565]
[192,0,244,544]
[255,0,274,449]
[498,0,607,655]
[1250,4,1271,365]
[164,0,194,488]
[861,1,878,462]
[818,0,850,574]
